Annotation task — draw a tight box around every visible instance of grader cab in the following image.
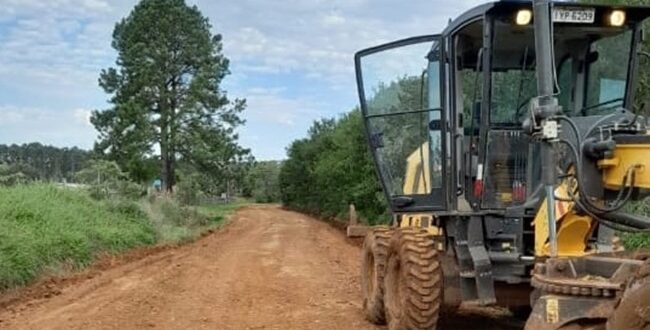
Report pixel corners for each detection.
[355,1,650,329]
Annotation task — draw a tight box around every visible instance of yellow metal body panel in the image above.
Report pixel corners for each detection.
[599,144,650,190]
[400,213,441,235]
[533,180,595,257]
[403,143,430,194]
[398,144,443,247]
[542,213,593,256]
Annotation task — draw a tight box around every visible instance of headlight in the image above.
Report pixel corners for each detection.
[609,10,626,27]
[515,9,533,26]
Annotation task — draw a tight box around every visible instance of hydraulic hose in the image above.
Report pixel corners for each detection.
[598,211,650,230]
[557,127,649,230]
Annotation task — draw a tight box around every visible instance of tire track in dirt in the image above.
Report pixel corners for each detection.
[0,205,523,330]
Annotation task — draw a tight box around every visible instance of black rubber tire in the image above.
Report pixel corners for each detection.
[361,226,393,324]
[558,321,606,330]
[384,228,442,330]
[607,259,650,330]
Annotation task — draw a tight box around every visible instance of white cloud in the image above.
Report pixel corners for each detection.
[81,0,111,11]
[322,12,346,26]
[73,108,93,127]
[244,88,323,127]
[0,0,113,23]
[214,0,485,99]
[0,105,28,125]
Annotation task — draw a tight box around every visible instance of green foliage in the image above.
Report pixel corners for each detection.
[365,76,440,194]
[0,183,246,291]
[245,161,281,203]
[175,170,203,205]
[92,0,249,191]
[621,197,650,249]
[280,74,431,223]
[0,143,91,182]
[196,201,248,223]
[279,110,390,224]
[0,185,156,289]
[75,160,145,200]
[621,232,650,249]
[75,159,126,184]
[0,164,29,187]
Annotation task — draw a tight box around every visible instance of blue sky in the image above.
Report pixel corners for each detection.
[0,0,484,160]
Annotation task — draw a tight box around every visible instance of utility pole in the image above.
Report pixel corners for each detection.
[533,0,560,257]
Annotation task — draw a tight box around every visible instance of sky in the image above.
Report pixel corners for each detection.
[0,0,485,160]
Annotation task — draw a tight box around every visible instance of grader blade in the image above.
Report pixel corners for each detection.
[526,253,650,329]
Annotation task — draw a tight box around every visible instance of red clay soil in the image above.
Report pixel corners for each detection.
[0,205,522,330]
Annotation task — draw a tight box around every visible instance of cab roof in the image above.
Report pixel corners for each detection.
[442,0,650,36]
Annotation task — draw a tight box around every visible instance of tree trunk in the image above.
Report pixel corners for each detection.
[160,142,171,192]
[166,79,178,193]
[160,109,173,193]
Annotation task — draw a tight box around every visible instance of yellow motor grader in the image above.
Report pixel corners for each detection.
[354,1,650,329]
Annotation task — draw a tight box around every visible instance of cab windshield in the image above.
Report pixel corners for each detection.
[490,21,634,125]
[482,18,635,208]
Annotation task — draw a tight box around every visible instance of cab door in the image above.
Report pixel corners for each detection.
[355,35,447,212]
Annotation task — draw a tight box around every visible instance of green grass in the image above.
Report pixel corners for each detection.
[196,200,249,222]
[0,184,248,291]
[621,198,650,249]
[622,232,650,250]
[0,184,156,290]
[144,198,247,243]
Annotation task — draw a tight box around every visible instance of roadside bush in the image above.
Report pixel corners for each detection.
[88,180,145,200]
[0,164,30,187]
[144,197,217,243]
[245,161,281,203]
[0,172,28,187]
[175,171,203,206]
[279,110,390,224]
[76,160,145,200]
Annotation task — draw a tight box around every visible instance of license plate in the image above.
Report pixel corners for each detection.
[552,7,595,23]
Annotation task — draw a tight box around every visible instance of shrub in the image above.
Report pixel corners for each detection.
[245,161,281,203]
[279,111,390,224]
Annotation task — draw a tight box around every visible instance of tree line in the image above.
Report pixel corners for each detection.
[279,111,389,224]
[0,143,91,182]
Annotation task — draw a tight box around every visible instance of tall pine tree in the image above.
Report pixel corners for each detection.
[92,0,248,191]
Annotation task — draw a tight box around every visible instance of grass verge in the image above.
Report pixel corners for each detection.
[0,185,155,290]
[0,184,247,292]
[143,197,247,243]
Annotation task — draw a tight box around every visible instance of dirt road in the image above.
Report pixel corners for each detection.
[0,205,522,330]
